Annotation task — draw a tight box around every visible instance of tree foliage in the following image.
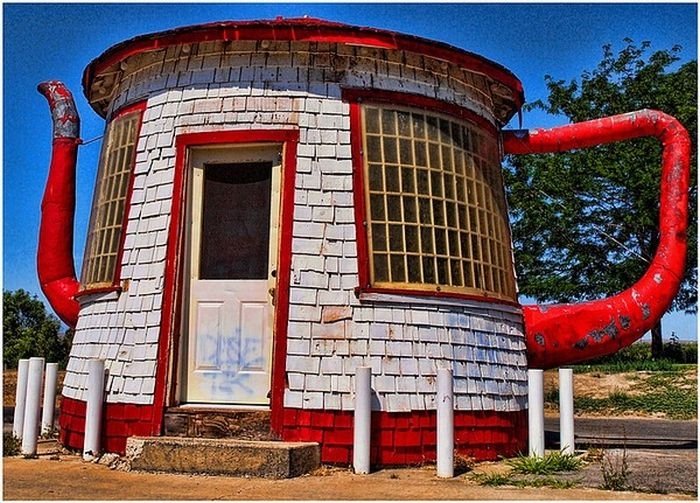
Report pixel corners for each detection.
[3,289,73,369]
[505,40,697,320]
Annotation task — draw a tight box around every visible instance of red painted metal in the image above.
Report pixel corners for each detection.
[503,109,691,369]
[36,81,82,327]
[344,89,518,308]
[83,18,523,121]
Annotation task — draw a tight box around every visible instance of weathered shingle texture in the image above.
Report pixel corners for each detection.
[65,40,527,412]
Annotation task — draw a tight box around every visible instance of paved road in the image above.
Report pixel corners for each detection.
[545,416,697,448]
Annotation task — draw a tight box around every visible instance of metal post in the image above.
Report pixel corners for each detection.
[21,357,45,456]
[83,359,105,461]
[12,359,30,439]
[528,369,544,457]
[559,368,575,455]
[436,368,454,478]
[41,363,59,436]
[353,366,371,474]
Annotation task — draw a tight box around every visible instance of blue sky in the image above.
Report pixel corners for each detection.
[3,3,697,338]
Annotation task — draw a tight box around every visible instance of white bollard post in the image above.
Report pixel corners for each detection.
[12,359,30,439]
[353,366,371,474]
[83,359,106,461]
[21,357,45,456]
[41,363,59,436]
[559,368,575,455]
[436,368,454,478]
[528,369,544,457]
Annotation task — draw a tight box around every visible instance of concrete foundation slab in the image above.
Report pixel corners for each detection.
[125,436,320,478]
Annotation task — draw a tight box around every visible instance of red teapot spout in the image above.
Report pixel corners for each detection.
[36,81,81,328]
[503,110,691,369]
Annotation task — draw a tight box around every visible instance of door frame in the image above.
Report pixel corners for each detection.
[156,129,299,431]
[183,144,282,406]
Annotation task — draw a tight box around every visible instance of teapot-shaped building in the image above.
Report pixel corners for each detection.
[38,18,689,465]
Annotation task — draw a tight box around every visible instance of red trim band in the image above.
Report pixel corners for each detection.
[281,408,527,465]
[342,88,499,135]
[83,18,523,120]
[60,395,527,464]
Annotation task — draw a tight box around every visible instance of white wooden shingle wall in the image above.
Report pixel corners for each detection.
[64,41,527,412]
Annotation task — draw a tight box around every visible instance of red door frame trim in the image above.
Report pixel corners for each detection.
[155,128,299,436]
[343,88,519,308]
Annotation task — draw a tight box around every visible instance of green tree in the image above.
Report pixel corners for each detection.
[505,40,697,358]
[3,289,73,368]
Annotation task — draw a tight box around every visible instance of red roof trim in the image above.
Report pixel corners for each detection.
[83,17,523,113]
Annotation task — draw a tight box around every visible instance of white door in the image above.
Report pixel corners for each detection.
[185,145,281,405]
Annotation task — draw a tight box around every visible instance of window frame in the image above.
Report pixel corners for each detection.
[77,100,146,297]
[345,88,518,306]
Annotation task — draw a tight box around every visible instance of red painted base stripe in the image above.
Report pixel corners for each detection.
[59,395,160,455]
[60,397,527,466]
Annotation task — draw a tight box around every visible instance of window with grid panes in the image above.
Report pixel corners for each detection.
[362,104,516,301]
[81,109,142,288]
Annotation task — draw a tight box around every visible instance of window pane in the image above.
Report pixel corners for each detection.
[199,162,272,280]
[407,255,421,282]
[401,167,415,193]
[374,253,389,282]
[402,196,417,223]
[370,194,386,221]
[382,110,397,135]
[366,135,382,163]
[365,107,380,134]
[387,195,402,222]
[372,224,387,252]
[368,163,384,191]
[399,138,413,165]
[385,165,400,193]
[388,224,404,252]
[405,225,419,252]
[397,111,411,137]
[390,254,406,282]
[383,137,398,164]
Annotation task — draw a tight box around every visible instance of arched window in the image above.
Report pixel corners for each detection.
[351,93,516,302]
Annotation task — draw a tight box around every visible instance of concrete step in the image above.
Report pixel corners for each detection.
[125,436,320,478]
[163,407,276,440]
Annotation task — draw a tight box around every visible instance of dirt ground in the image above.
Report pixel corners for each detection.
[4,370,697,499]
[3,370,65,408]
[2,441,694,501]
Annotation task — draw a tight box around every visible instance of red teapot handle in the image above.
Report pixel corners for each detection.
[502,110,690,369]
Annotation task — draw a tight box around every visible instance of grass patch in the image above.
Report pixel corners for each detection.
[471,472,579,489]
[471,472,513,486]
[573,338,697,373]
[3,432,20,456]
[600,449,629,491]
[574,371,697,419]
[507,452,583,475]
